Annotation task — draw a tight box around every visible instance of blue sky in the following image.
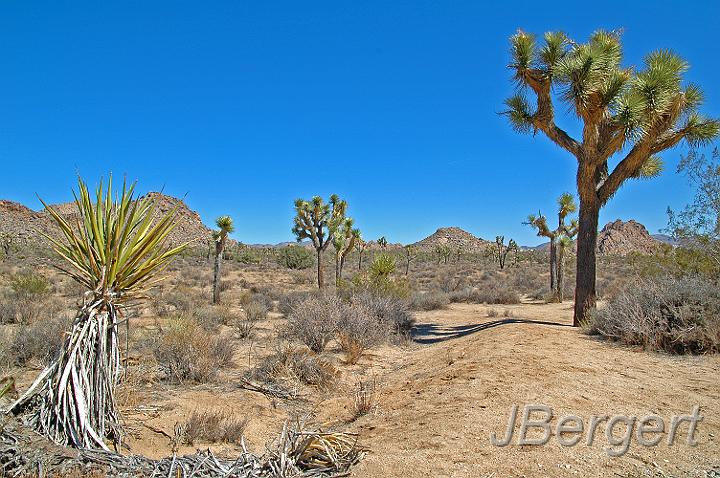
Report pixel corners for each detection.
[1,1,718,245]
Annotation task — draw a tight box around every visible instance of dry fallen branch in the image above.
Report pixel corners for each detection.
[0,418,364,478]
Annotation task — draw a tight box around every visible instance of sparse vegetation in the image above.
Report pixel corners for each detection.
[586,275,720,354]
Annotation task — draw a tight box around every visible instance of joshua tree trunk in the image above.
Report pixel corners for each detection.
[573,196,600,326]
[557,244,566,302]
[358,250,364,270]
[548,240,559,302]
[213,240,223,304]
[316,249,324,288]
[339,255,346,283]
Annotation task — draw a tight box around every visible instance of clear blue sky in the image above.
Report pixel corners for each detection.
[1,1,718,245]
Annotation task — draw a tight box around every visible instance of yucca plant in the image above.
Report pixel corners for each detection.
[9,176,187,450]
[212,215,235,304]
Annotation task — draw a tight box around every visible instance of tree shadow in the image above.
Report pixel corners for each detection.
[412,318,572,345]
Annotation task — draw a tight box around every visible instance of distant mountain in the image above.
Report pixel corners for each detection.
[525,219,664,256]
[0,193,214,249]
[411,227,491,253]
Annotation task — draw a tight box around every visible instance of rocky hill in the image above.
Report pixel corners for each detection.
[596,219,663,256]
[529,219,663,256]
[410,227,490,253]
[0,193,213,250]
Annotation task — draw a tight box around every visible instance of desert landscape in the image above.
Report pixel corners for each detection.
[1,190,719,477]
[2,3,720,477]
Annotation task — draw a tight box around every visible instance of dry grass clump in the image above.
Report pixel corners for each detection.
[352,293,414,340]
[1,271,65,325]
[235,300,269,339]
[352,378,379,419]
[153,316,235,383]
[586,275,720,354]
[250,344,337,391]
[181,410,248,445]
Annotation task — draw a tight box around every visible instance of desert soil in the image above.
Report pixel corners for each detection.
[43,301,718,478]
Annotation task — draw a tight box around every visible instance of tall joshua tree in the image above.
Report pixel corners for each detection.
[404,245,417,276]
[504,30,719,325]
[9,176,186,449]
[494,236,517,270]
[212,215,234,304]
[333,218,360,285]
[526,192,578,302]
[292,195,347,288]
[377,236,388,250]
[355,237,367,271]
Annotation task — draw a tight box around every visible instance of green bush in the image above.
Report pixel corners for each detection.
[276,245,314,270]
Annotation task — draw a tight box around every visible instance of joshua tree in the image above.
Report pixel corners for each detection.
[435,244,451,264]
[355,237,367,270]
[332,218,360,285]
[503,30,719,324]
[9,176,186,449]
[404,245,417,275]
[377,236,388,250]
[292,195,347,288]
[212,215,234,304]
[557,225,578,302]
[526,193,578,301]
[494,236,517,270]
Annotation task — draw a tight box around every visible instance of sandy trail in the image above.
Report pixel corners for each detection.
[342,302,720,477]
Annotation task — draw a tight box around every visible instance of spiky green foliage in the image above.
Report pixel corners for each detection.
[333,218,360,284]
[526,193,578,302]
[212,215,235,304]
[39,176,187,303]
[11,176,186,451]
[292,194,348,288]
[504,30,720,324]
[504,29,719,201]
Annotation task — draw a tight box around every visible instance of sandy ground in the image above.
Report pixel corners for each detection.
[105,301,720,477]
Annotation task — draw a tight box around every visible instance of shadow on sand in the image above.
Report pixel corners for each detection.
[412,318,571,345]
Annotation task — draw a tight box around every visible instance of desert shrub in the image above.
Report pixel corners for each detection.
[434,270,467,293]
[352,293,414,339]
[409,291,450,311]
[234,248,262,264]
[154,286,205,317]
[10,271,50,297]
[193,305,235,332]
[182,410,248,445]
[336,300,386,363]
[586,275,720,354]
[250,344,337,390]
[7,314,71,365]
[284,294,342,352]
[2,271,59,324]
[153,317,235,383]
[467,284,521,304]
[278,291,312,317]
[277,245,314,270]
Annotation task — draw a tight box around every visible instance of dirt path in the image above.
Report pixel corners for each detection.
[340,302,720,478]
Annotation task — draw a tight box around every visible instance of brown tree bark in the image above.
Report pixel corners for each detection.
[557,244,565,302]
[212,239,224,304]
[548,240,558,302]
[316,249,324,289]
[573,197,599,326]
